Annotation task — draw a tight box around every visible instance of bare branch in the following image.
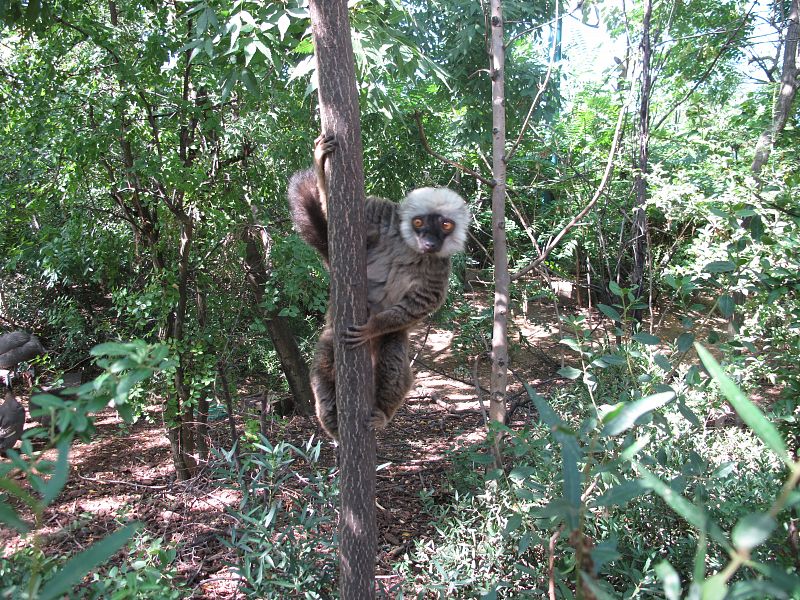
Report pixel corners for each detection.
[653,2,756,131]
[511,102,627,281]
[505,0,558,163]
[412,112,494,186]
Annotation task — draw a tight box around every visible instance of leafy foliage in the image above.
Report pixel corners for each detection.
[221,436,339,598]
[2,0,800,596]
[0,341,171,598]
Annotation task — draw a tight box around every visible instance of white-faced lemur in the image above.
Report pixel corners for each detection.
[288,134,469,440]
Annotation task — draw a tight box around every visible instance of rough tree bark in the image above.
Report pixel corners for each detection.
[630,0,652,321]
[242,219,314,416]
[751,0,799,178]
[195,289,210,461]
[308,1,377,598]
[736,0,800,334]
[173,216,196,479]
[489,0,509,468]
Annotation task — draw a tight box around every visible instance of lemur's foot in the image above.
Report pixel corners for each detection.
[368,407,390,431]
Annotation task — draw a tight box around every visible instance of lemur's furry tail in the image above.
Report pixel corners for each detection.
[288,168,329,262]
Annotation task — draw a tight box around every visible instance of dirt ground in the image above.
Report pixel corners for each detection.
[0,300,587,598]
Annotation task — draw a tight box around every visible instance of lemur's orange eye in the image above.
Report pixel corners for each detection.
[441,220,455,233]
[412,217,424,229]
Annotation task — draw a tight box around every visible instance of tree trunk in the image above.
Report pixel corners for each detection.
[195,289,210,461]
[265,317,313,415]
[737,0,800,333]
[172,218,197,479]
[751,0,799,177]
[217,365,241,471]
[631,0,652,321]
[243,221,314,416]
[308,1,377,598]
[161,221,192,482]
[489,0,509,469]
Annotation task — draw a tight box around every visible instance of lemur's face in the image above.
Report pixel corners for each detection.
[409,214,457,254]
[400,187,469,257]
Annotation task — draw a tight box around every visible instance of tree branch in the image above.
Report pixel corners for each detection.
[505,0,558,163]
[653,2,756,131]
[412,112,494,186]
[511,102,627,281]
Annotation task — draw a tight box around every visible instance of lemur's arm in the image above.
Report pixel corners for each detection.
[313,133,335,220]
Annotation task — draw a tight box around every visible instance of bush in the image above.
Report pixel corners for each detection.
[220,436,339,598]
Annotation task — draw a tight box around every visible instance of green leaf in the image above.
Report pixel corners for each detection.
[25,0,41,23]
[196,7,209,33]
[42,439,70,505]
[695,344,789,464]
[508,466,536,482]
[746,214,765,240]
[704,260,736,273]
[470,452,497,464]
[728,579,792,599]
[522,383,581,529]
[717,295,735,318]
[90,342,132,357]
[220,70,238,102]
[580,573,617,600]
[711,462,736,478]
[558,366,582,379]
[591,539,621,573]
[115,369,152,405]
[243,40,257,66]
[0,503,30,533]
[701,574,728,600]
[748,562,800,593]
[598,354,627,366]
[202,38,214,59]
[240,68,259,96]
[654,354,672,372]
[597,303,622,323]
[732,513,776,551]
[655,560,682,600]
[677,400,702,427]
[0,476,38,510]
[620,434,651,461]
[633,332,660,346]
[30,393,67,409]
[523,384,562,430]
[39,523,141,600]
[561,433,582,531]
[504,513,523,535]
[609,281,624,297]
[277,12,291,40]
[593,479,650,507]
[601,391,676,437]
[559,337,584,353]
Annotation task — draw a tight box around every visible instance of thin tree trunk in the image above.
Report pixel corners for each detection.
[173,217,196,479]
[243,221,314,416]
[631,0,652,321]
[265,317,313,415]
[752,0,799,177]
[195,289,209,461]
[737,0,800,334]
[489,0,509,469]
[308,1,376,597]
[161,224,190,481]
[217,365,241,471]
